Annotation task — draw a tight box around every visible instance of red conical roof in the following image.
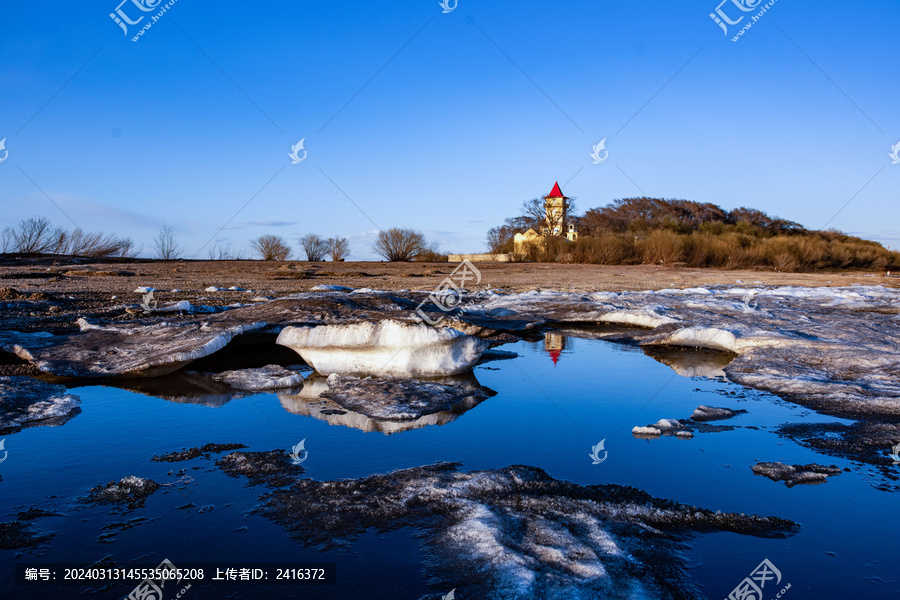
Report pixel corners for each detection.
[549,349,561,365]
[545,181,567,199]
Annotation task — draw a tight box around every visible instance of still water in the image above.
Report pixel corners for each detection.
[1,332,897,599]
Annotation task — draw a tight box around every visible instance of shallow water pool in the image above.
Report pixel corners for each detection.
[1,332,897,599]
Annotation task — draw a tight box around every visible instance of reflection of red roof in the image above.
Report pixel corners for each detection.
[544,181,567,199]
[549,349,561,365]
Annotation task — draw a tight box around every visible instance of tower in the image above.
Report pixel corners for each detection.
[513,181,578,256]
[543,182,568,237]
[542,182,578,241]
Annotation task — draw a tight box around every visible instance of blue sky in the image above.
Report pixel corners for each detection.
[1,0,898,259]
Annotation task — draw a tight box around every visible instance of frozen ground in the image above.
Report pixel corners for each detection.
[2,285,897,464]
[223,458,796,600]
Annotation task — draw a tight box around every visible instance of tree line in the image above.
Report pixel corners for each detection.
[2,217,447,262]
[486,196,899,271]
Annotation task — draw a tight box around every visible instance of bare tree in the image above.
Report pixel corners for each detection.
[522,196,577,237]
[372,228,427,261]
[300,233,328,261]
[58,228,136,258]
[8,217,62,253]
[1,227,13,253]
[2,217,136,257]
[153,225,181,260]
[252,234,292,261]
[208,240,239,260]
[326,236,350,261]
[118,238,141,258]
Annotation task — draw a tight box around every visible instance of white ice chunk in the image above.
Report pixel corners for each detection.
[310,285,353,292]
[276,320,490,377]
[599,309,677,328]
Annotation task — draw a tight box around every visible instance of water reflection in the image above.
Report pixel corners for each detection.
[279,372,495,434]
[641,346,736,379]
[542,328,736,379]
[104,371,301,407]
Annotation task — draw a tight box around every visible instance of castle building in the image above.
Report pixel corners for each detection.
[513,182,578,255]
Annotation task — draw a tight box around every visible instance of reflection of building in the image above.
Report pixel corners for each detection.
[514,182,578,256]
[544,332,567,366]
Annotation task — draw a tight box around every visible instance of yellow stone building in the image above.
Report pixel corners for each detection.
[513,182,578,255]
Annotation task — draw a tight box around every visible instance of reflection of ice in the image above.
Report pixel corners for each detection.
[276,320,489,377]
[641,346,736,379]
[107,372,262,407]
[278,372,495,434]
[212,365,304,390]
[0,376,81,433]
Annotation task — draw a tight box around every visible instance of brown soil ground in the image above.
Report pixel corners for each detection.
[2,256,896,296]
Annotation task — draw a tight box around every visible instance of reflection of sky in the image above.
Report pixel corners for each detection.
[2,1,898,257]
[0,335,895,598]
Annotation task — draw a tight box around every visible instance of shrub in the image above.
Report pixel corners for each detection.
[373,228,427,261]
[641,230,684,264]
[416,243,448,262]
[299,234,328,261]
[252,234,292,261]
[326,237,351,261]
[573,234,634,264]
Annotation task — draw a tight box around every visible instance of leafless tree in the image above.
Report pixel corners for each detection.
[0,227,13,253]
[7,217,62,253]
[58,228,136,258]
[153,225,182,260]
[252,234,292,261]
[118,238,141,258]
[522,196,577,236]
[326,236,350,261]
[208,240,239,260]
[300,233,328,261]
[372,228,427,261]
[2,217,136,257]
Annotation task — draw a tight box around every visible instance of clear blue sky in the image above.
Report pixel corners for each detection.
[1,0,898,259]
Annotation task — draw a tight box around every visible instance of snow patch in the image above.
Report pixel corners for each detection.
[276,320,489,377]
[599,309,677,329]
